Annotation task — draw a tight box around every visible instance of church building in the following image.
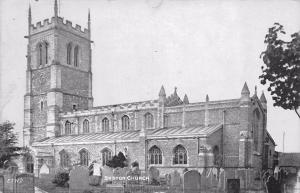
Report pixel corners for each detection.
[22,0,276,191]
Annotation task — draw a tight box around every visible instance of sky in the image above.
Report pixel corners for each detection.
[0,0,299,152]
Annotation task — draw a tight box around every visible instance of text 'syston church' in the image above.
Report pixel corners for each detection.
[23,0,276,191]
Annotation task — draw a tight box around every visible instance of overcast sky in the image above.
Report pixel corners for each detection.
[0,0,299,152]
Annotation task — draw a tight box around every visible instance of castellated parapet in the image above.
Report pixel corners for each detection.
[30,17,90,39]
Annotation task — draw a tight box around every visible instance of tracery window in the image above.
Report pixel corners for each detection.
[59,150,70,168]
[79,149,89,166]
[24,154,34,173]
[83,119,89,133]
[102,118,110,133]
[144,113,154,129]
[74,46,79,67]
[45,42,48,64]
[67,43,72,65]
[173,145,187,165]
[40,101,44,111]
[37,42,49,66]
[149,146,162,165]
[213,145,220,166]
[65,121,71,135]
[252,109,260,150]
[39,43,43,65]
[102,148,112,166]
[121,115,130,131]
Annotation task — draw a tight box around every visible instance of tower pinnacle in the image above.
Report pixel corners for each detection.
[241,82,250,96]
[88,9,91,36]
[28,4,32,33]
[54,0,58,17]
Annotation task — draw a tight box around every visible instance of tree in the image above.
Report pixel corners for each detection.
[0,121,22,168]
[106,152,127,168]
[260,23,300,118]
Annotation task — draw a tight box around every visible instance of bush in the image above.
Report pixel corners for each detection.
[52,171,69,187]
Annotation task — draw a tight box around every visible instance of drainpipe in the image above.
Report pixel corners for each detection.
[222,110,226,167]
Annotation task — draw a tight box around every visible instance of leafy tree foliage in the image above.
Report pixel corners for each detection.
[0,121,22,168]
[260,23,300,118]
[106,152,127,168]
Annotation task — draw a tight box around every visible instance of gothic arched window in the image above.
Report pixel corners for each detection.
[74,45,79,67]
[144,113,154,129]
[40,101,44,111]
[67,43,72,65]
[173,145,187,165]
[252,109,260,150]
[102,118,109,133]
[121,115,130,131]
[79,149,89,166]
[101,148,112,166]
[24,154,34,173]
[59,150,69,168]
[149,146,162,165]
[213,145,220,166]
[65,121,71,135]
[39,43,43,66]
[83,119,89,133]
[44,42,48,64]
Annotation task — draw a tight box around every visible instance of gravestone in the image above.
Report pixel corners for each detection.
[183,170,201,193]
[39,163,50,175]
[89,162,102,186]
[126,167,141,185]
[69,166,89,192]
[4,173,17,193]
[113,167,130,184]
[170,170,181,187]
[16,173,35,193]
[227,179,240,193]
[101,166,114,185]
[0,175,4,193]
[149,167,160,185]
[165,174,171,186]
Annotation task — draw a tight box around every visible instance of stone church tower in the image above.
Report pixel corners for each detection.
[23,0,93,146]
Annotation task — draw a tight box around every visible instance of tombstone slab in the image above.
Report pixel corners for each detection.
[170,170,181,187]
[69,166,89,192]
[101,166,114,185]
[183,170,201,193]
[0,175,4,193]
[16,173,35,193]
[149,167,160,185]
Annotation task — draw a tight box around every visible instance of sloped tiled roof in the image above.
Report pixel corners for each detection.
[148,124,222,139]
[32,130,140,146]
[32,124,222,147]
[279,153,300,167]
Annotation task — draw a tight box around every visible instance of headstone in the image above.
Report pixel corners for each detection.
[165,173,171,186]
[39,163,50,175]
[183,170,201,193]
[69,166,89,192]
[149,167,160,185]
[16,173,35,193]
[126,167,141,185]
[266,176,280,193]
[0,175,4,193]
[89,162,101,186]
[101,166,114,185]
[227,179,240,193]
[170,170,181,187]
[4,173,16,193]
